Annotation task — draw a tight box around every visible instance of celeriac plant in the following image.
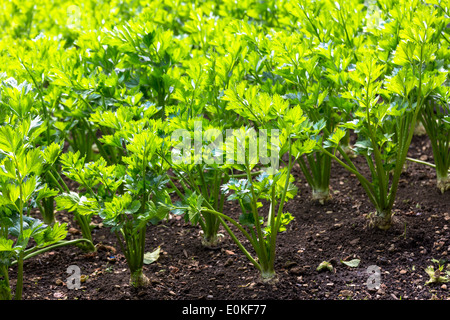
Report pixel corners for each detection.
[270,37,352,203]
[0,77,60,226]
[414,84,450,194]
[108,126,171,287]
[165,118,227,248]
[398,0,450,193]
[57,122,171,287]
[161,54,248,248]
[170,92,317,281]
[234,15,357,204]
[102,20,187,119]
[317,7,446,229]
[55,151,113,251]
[0,117,93,300]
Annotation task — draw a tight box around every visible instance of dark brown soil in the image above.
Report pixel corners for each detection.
[7,134,450,303]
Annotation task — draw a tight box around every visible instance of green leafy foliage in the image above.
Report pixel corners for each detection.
[0,117,91,300]
[0,0,449,297]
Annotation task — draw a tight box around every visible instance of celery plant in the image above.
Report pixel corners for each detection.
[272,41,335,203]
[58,124,171,287]
[416,86,450,193]
[171,95,316,281]
[258,17,357,203]
[55,151,103,251]
[0,77,61,226]
[167,163,226,248]
[38,141,67,225]
[318,7,446,229]
[164,117,229,248]
[402,1,450,193]
[162,53,248,248]
[0,117,93,300]
[108,128,171,287]
[102,21,186,120]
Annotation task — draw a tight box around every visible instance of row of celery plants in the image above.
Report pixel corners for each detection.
[1,0,449,294]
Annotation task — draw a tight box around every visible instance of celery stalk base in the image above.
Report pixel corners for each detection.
[437,174,450,194]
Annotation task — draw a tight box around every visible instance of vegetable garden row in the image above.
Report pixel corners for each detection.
[0,0,449,300]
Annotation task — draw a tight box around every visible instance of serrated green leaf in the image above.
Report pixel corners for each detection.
[0,238,15,252]
[33,222,68,247]
[35,184,59,202]
[42,142,63,166]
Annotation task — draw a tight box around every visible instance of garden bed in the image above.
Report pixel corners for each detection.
[10,134,449,301]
